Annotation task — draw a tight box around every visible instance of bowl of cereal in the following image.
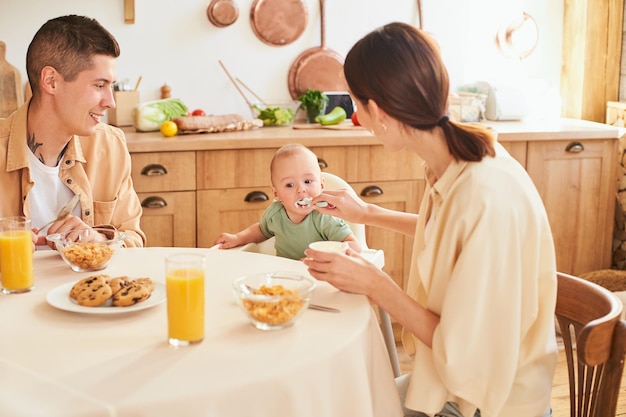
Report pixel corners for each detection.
[46,227,126,272]
[232,272,316,330]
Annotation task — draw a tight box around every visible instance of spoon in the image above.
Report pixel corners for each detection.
[37,193,81,234]
[295,197,329,208]
[307,304,340,313]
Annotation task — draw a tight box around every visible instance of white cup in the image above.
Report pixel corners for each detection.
[308,241,348,253]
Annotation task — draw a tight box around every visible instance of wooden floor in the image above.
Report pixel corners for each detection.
[395,340,626,416]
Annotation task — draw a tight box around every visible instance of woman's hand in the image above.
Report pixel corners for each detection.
[303,247,384,296]
[311,189,369,224]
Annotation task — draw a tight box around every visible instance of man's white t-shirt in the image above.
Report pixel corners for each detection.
[27,150,80,239]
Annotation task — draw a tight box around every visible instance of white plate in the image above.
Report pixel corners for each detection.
[46,280,166,315]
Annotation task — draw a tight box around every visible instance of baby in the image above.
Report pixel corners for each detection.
[214,143,361,259]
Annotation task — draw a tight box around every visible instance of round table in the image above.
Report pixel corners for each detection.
[0,247,402,417]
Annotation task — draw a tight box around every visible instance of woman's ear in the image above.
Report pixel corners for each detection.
[367,99,387,126]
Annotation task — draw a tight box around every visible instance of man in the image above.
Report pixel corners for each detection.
[0,15,145,247]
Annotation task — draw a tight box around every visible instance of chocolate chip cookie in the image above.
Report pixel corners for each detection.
[72,275,113,307]
[112,281,151,307]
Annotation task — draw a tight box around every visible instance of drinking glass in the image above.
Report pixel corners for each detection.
[165,253,205,347]
[0,216,34,294]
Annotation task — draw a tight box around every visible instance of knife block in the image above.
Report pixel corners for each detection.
[108,91,139,127]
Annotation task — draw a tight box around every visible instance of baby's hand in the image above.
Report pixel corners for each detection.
[214,233,239,249]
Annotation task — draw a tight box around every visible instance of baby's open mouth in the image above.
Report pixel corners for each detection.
[295,198,328,208]
[295,197,313,208]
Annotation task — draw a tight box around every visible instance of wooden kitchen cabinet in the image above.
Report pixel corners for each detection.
[195,145,424,290]
[138,191,196,247]
[130,151,197,247]
[197,186,274,248]
[352,180,424,290]
[525,138,618,275]
[125,118,621,281]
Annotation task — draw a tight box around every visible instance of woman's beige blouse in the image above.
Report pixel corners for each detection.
[403,143,558,417]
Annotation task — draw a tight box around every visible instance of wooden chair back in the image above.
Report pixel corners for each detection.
[555,272,626,417]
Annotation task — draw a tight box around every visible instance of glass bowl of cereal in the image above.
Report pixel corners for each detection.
[46,227,126,272]
[232,272,316,330]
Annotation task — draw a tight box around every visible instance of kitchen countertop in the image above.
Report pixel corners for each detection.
[122,118,623,153]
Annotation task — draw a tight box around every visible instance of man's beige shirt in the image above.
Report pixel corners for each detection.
[0,101,145,247]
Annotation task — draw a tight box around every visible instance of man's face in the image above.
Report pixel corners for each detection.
[55,54,117,137]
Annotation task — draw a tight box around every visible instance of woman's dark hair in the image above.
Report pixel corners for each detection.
[26,15,120,96]
[344,22,494,162]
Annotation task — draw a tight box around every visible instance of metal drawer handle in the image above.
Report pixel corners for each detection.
[141,196,167,208]
[244,191,269,203]
[141,164,168,176]
[565,142,584,153]
[317,158,328,170]
[360,185,383,197]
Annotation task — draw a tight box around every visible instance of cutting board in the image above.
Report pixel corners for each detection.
[0,41,23,118]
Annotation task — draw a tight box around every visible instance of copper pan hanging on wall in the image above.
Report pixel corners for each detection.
[250,0,308,46]
[206,0,240,28]
[287,0,347,99]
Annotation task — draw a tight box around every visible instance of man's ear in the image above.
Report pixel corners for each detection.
[40,66,58,94]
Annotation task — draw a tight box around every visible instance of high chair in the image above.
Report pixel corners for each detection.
[230,172,401,377]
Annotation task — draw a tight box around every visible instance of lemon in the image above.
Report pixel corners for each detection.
[160,121,178,137]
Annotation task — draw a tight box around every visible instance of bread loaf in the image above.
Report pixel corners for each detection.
[173,114,263,133]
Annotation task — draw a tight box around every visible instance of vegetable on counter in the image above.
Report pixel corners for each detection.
[132,98,188,132]
[252,104,297,126]
[315,106,347,126]
[297,89,329,123]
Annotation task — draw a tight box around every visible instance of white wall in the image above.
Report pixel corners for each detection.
[0,0,563,119]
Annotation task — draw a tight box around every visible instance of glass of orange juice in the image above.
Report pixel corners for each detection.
[165,253,205,347]
[0,216,34,294]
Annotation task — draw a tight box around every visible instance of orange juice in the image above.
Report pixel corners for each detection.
[166,268,205,345]
[0,230,34,293]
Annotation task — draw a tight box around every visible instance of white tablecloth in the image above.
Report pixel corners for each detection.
[0,247,402,417]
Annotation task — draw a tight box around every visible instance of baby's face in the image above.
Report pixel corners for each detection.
[271,151,323,217]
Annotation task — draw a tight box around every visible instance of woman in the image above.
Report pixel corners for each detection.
[303,22,557,417]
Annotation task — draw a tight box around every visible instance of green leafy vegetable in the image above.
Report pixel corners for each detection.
[131,98,188,132]
[297,89,329,123]
[253,104,296,126]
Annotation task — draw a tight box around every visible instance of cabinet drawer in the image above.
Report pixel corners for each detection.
[131,152,196,193]
[197,149,274,189]
[138,191,196,248]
